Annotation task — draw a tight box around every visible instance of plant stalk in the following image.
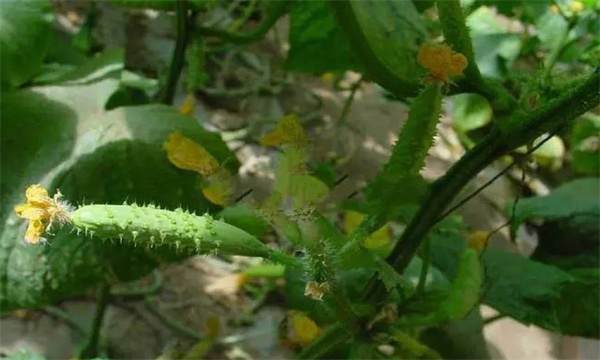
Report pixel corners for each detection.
[78,283,111,359]
[160,0,191,104]
[365,69,600,300]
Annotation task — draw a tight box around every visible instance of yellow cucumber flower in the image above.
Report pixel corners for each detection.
[417,43,468,83]
[164,130,220,176]
[14,184,72,244]
[260,114,307,147]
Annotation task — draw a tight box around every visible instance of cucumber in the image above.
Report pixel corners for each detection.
[70,204,294,264]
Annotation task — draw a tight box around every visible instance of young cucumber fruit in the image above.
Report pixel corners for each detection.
[70,204,292,264]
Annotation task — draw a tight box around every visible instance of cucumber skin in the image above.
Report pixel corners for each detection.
[70,204,274,258]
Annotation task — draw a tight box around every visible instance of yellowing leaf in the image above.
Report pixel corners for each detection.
[274,148,328,208]
[467,231,489,254]
[260,114,306,147]
[288,311,322,346]
[417,43,467,82]
[179,93,196,116]
[291,175,329,208]
[344,210,390,249]
[202,175,233,206]
[164,130,220,176]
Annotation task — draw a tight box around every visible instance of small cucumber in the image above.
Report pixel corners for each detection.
[70,204,293,264]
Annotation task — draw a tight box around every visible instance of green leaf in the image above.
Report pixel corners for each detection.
[570,115,600,175]
[0,0,53,88]
[451,93,493,132]
[509,177,600,235]
[331,0,426,97]
[33,49,125,86]
[0,80,238,312]
[551,268,600,338]
[466,6,522,78]
[536,10,569,52]
[4,351,49,360]
[287,1,358,74]
[481,249,600,337]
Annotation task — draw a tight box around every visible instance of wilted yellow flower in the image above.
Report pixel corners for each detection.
[260,114,307,147]
[304,281,327,301]
[417,43,468,83]
[287,311,322,346]
[14,184,71,244]
[164,131,220,176]
[179,93,196,116]
[467,231,490,254]
[569,1,584,13]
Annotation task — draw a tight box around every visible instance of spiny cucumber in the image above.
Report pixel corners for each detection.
[70,204,297,266]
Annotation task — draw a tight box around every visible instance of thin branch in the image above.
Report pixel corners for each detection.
[337,77,363,128]
[78,283,111,359]
[197,2,289,45]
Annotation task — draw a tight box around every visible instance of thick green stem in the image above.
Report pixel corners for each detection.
[160,0,191,104]
[78,283,111,359]
[365,69,600,300]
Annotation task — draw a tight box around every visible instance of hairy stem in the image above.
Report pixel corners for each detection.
[365,69,600,299]
[437,0,518,115]
[436,0,480,83]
